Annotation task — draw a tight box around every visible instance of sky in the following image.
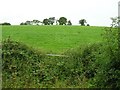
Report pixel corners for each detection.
[0,0,120,26]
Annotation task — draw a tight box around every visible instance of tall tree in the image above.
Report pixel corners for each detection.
[79,19,87,26]
[58,17,67,25]
[49,17,55,25]
[43,18,50,25]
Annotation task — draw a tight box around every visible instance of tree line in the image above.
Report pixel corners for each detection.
[0,22,11,25]
[20,17,90,26]
[0,17,90,26]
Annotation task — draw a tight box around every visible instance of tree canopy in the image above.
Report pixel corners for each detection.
[79,19,87,26]
[0,22,11,25]
[58,17,67,25]
[49,17,55,25]
[43,19,50,25]
[19,17,89,26]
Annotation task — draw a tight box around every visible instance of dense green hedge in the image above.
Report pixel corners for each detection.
[2,38,45,88]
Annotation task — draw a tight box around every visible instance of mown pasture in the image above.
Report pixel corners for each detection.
[2,25,105,53]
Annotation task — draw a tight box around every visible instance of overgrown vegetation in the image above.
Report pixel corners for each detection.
[2,38,45,88]
[88,18,120,88]
[2,19,120,88]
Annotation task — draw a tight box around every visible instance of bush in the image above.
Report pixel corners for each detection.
[20,22,27,25]
[88,27,120,88]
[64,26,120,88]
[91,27,119,88]
[87,24,90,26]
[2,38,45,88]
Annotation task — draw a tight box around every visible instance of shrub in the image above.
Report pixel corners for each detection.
[88,27,120,88]
[2,38,45,88]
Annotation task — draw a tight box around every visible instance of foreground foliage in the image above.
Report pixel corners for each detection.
[2,38,45,87]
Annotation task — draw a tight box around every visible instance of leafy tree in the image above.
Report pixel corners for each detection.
[110,17,120,27]
[48,17,55,25]
[43,18,50,25]
[0,22,11,25]
[20,22,27,25]
[21,20,42,25]
[32,20,40,25]
[58,17,67,25]
[25,21,32,25]
[67,20,72,25]
[79,19,87,26]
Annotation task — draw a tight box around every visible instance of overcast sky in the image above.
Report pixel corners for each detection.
[0,0,120,26]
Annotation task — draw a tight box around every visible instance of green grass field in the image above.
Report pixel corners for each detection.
[2,25,105,53]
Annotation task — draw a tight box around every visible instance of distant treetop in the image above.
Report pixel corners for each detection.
[0,22,11,25]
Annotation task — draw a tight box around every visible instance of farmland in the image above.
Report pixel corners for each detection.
[2,25,104,53]
[2,25,119,88]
